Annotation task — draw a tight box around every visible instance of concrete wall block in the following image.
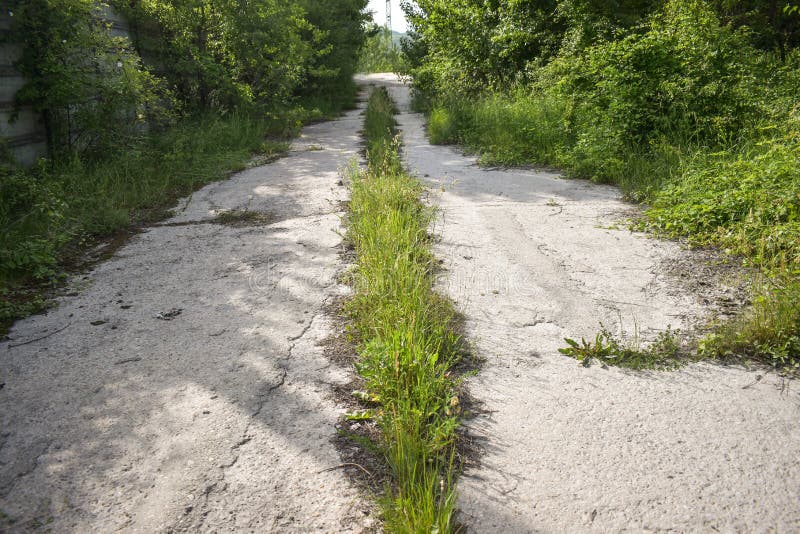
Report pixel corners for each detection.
[1,2,140,166]
[10,140,48,167]
[0,13,11,32]
[109,27,131,39]
[0,75,26,104]
[0,107,42,137]
[0,43,22,66]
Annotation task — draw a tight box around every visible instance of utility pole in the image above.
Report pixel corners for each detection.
[385,0,395,49]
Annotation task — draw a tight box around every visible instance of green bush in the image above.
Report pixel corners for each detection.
[0,167,67,283]
[544,1,758,179]
[647,138,800,270]
[10,0,174,159]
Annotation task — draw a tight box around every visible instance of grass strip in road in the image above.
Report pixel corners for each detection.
[345,86,463,532]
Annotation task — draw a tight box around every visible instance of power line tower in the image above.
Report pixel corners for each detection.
[386,0,395,49]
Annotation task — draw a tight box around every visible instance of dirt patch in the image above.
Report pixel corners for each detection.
[150,209,275,228]
[320,300,390,501]
[663,246,754,323]
[213,209,273,227]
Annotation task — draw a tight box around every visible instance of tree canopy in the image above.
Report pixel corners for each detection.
[9,0,370,157]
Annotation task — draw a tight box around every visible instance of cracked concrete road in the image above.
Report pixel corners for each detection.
[0,100,374,531]
[363,74,800,532]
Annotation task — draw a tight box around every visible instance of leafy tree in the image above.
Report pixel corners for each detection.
[542,0,759,180]
[404,0,509,91]
[297,0,370,98]
[402,0,663,93]
[117,0,311,112]
[712,0,800,60]
[358,24,405,73]
[9,0,169,159]
[9,0,371,159]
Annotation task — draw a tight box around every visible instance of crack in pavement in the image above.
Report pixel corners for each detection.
[184,365,290,530]
[185,311,320,530]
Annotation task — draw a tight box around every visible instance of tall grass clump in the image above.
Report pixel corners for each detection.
[699,278,800,370]
[346,86,463,531]
[429,92,569,166]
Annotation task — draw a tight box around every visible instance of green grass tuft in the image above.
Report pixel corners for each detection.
[698,279,800,370]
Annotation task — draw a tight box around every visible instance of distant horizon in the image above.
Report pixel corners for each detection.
[366,0,409,33]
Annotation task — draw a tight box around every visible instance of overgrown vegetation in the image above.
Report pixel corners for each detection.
[402,0,800,371]
[1,0,369,333]
[345,86,462,531]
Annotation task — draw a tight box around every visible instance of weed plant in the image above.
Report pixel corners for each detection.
[346,86,461,532]
[559,325,683,370]
[699,279,800,371]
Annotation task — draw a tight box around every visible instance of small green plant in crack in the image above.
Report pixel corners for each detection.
[213,210,272,227]
[345,410,376,422]
[560,324,683,370]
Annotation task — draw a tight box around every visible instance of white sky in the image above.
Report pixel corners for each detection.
[366,0,409,33]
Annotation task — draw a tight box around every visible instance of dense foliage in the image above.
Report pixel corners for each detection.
[8,0,171,159]
[1,0,369,331]
[9,0,369,141]
[403,0,800,369]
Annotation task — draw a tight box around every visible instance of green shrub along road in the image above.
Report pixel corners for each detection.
[402,0,800,370]
[345,86,463,532]
[1,0,369,333]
